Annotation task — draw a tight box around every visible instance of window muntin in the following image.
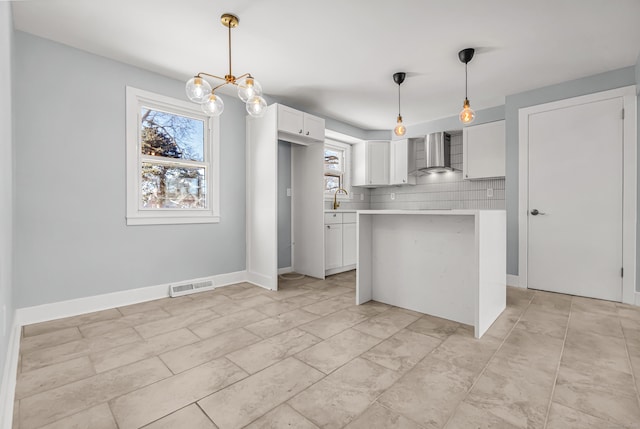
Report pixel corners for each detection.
[324,140,351,198]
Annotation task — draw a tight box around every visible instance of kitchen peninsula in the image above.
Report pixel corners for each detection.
[356,209,506,338]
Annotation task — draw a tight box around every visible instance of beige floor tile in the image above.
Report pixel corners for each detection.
[189,308,267,339]
[142,404,218,429]
[506,287,534,309]
[482,306,522,340]
[225,286,272,301]
[362,328,441,373]
[406,314,461,340]
[134,309,218,339]
[289,358,400,429]
[15,356,95,399]
[159,294,230,316]
[198,357,324,429]
[296,328,382,374]
[516,305,569,339]
[545,402,626,429]
[226,328,321,374]
[621,317,640,348]
[20,357,171,428]
[465,357,556,429]
[118,298,170,316]
[344,402,422,429]
[571,295,619,316]
[345,301,392,317]
[19,327,81,354]
[38,404,117,429]
[628,344,640,394]
[79,308,170,338]
[618,305,640,322]
[160,328,260,374]
[302,294,355,316]
[21,327,142,372]
[528,291,572,315]
[244,404,318,429]
[495,326,564,373]
[257,294,319,317]
[430,327,502,375]
[378,356,476,429]
[302,285,353,301]
[111,358,246,429]
[91,328,199,373]
[298,309,368,339]
[562,329,632,374]
[244,309,320,338]
[568,310,624,338]
[443,401,520,429]
[23,308,123,337]
[268,286,314,301]
[553,363,640,427]
[212,294,276,315]
[352,309,420,339]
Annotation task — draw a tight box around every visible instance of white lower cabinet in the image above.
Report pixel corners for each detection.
[324,212,357,275]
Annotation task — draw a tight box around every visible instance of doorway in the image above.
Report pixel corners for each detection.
[518,86,637,303]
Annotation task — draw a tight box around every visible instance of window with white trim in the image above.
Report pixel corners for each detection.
[126,87,219,225]
[324,139,351,199]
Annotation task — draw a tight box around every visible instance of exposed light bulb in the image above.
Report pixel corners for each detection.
[459,98,475,124]
[246,95,267,117]
[185,77,212,103]
[237,77,263,102]
[394,116,406,136]
[201,93,224,116]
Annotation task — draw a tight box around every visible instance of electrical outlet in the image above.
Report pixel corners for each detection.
[487,188,494,198]
[390,193,396,200]
[360,194,364,201]
[286,188,291,197]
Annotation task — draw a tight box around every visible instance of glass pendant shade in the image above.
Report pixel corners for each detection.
[394,116,406,136]
[201,93,224,116]
[185,77,212,103]
[459,98,475,124]
[237,77,263,102]
[246,95,267,117]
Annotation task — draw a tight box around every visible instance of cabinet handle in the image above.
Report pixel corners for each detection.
[299,129,303,134]
[402,179,406,183]
[306,131,310,135]
[326,225,331,229]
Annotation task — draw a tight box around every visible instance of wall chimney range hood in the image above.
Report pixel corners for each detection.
[414,132,452,174]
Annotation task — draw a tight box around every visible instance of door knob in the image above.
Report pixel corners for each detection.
[530,209,546,216]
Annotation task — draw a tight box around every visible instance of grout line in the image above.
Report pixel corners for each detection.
[541,295,573,429]
[620,315,640,411]
[440,291,535,428]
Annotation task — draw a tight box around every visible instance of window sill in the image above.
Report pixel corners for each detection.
[126,215,220,226]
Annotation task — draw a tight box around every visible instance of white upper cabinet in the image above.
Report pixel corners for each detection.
[352,140,390,187]
[390,139,416,185]
[463,120,506,180]
[277,104,325,144]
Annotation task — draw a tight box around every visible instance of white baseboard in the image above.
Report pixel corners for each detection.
[635,292,640,306]
[0,316,20,429]
[278,267,293,275]
[16,270,248,327]
[506,274,522,288]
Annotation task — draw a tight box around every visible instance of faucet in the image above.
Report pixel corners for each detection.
[333,188,348,210]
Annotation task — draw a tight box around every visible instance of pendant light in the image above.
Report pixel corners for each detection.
[458,48,475,124]
[185,14,267,118]
[393,72,407,136]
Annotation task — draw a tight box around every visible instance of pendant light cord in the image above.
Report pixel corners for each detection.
[228,23,232,77]
[465,62,468,99]
[398,82,401,116]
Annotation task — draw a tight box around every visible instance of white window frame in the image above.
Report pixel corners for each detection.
[324,139,352,200]
[126,86,220,225]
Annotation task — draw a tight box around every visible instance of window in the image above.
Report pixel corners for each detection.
[126,87,219,225]
[324,140,351,199]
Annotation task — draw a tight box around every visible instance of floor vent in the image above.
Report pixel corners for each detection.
[169,279,215,297]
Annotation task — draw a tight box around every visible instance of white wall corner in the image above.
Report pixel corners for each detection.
[0,316,21,429]
[16,270,249,327]
[506,274,522,288]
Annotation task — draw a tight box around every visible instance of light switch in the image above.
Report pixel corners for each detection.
[286,188,291,197]
[390,193,395,200]
[360,194,364,201]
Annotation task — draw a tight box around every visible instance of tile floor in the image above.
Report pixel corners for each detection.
[12,271,640,429]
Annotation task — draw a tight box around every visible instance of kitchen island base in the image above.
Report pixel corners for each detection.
[356,210,506,338]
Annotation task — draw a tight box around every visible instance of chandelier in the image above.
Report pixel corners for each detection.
[185,14,267,118]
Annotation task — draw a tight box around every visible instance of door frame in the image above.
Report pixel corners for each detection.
[518,85,637,304]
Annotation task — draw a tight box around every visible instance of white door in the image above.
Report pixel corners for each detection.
[527,96,623,301]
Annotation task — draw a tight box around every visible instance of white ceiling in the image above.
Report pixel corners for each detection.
[11,0,640,131]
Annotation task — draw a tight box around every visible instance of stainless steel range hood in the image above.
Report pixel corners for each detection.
[414,132,452,174]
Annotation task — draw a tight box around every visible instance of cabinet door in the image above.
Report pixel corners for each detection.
[390,139,411,185]
[367,141,390,186]
[342,222,357,266]
[277,105,304,136]
[463,120,505,179]
[324,223,343,270]
[352,141,366,186]
[303,114,325,142]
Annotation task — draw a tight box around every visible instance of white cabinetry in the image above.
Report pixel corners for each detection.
[277,105,325,144]
[353,141,390,187]
[463,120,505,180]
[390,139,416,185]
[324,212,357,275]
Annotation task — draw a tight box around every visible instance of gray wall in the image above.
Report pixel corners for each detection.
[13,32,247,308]
[504,66,637,277]
[0,1,14,394]
[277,141,292,269]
